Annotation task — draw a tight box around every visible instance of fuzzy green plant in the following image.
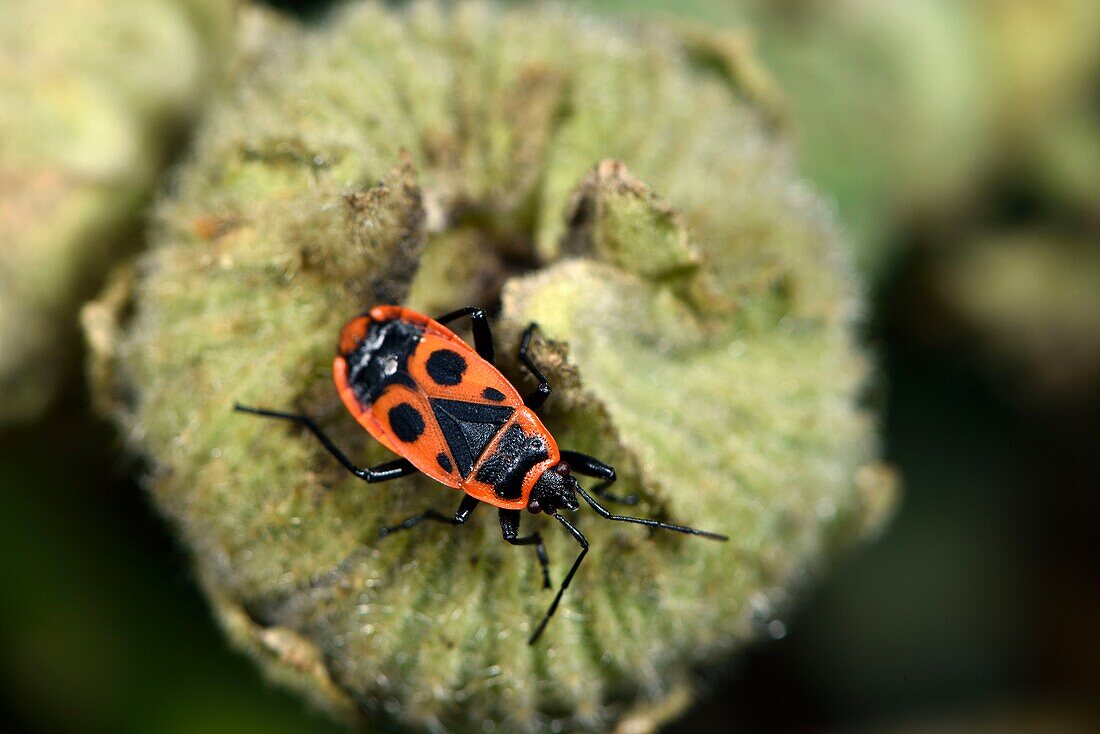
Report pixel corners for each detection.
[0,0,236,424]
[86,2,895,731]
[577,0,995,278]
[745,0,993,276]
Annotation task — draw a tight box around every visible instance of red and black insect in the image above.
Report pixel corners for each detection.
[236,305,726,644]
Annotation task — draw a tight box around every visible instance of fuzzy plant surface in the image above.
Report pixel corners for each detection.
[86,2,896,732]
[0,0,237,424]
[577,0,995,278]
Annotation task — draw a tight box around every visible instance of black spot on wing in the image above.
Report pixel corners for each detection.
[481,387,506,402]
[475,425,550,500]
[425,349,467,386]
[388,403,425,443]
[436,452,453,473]
[429,398,514,477]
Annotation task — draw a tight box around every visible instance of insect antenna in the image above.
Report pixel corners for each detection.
[575,484,728,541]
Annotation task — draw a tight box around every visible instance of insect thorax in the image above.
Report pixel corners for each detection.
[471,422,550,501]
[344,318,422,404]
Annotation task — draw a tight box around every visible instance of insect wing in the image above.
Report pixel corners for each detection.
[362,380,464,488]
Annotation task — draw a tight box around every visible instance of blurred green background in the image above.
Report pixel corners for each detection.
[2,0,1098,731]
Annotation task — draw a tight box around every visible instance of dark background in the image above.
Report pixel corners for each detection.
[2,1,1098,732]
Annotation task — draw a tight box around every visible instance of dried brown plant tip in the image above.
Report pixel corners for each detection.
[86,2,895,731]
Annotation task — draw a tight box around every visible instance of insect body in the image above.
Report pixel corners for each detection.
[333,306,556,511]
[236,305,726,644]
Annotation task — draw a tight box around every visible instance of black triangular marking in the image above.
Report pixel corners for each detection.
[429,398,514,477]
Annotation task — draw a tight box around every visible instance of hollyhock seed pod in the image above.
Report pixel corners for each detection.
[86,2,896,731]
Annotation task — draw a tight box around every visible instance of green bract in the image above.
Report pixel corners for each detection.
[88,2,894,731]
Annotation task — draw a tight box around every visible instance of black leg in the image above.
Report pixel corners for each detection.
[234,404,416,482]
[379,494,480,538]
[435,306,494,364]
[528,513,589,645]
[559,450,637,505]
[517,323,551,410]
[574,484,728,541]
[499,509,552,589]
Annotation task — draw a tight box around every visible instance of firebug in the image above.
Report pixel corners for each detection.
[236,305,726,644]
